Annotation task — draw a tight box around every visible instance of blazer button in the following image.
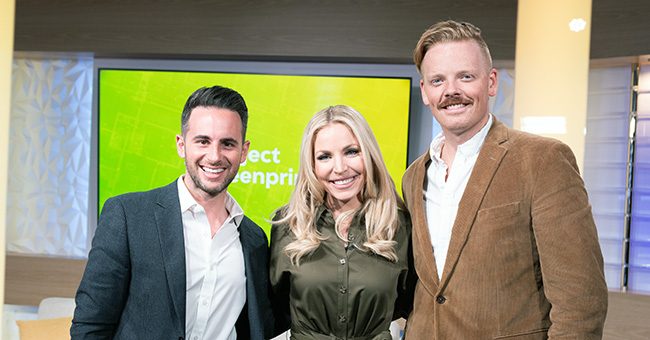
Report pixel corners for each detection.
[436,295,446,304]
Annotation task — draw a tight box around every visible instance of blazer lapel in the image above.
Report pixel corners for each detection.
[439,120,509,290]
[154,181,186,333]
[409,153,442,293]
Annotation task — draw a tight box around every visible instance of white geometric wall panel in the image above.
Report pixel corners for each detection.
[7,56,93,257]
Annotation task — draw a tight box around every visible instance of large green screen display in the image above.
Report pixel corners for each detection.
[99,69,411,236]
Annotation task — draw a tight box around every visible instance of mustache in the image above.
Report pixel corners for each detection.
[438,96,473,109]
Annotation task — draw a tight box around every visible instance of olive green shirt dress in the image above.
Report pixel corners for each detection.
[270,206,414,340]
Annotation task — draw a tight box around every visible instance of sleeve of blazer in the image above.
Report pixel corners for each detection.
[237,217,275,340]
[71,197,131,339]
[531,141,608,339]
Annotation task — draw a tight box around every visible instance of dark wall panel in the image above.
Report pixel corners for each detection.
[14,0,650,62]
[14,0,518,62]
[591,0,650,59]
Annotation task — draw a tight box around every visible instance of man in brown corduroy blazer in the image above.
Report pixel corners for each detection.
[402,20,608,339]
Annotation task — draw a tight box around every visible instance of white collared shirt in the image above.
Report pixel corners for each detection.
[177,176,247,340]
[425,114,493,280]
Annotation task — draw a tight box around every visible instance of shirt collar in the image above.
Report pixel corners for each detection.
[316,204,366,237]
[429,113,493,161]
[176,176,245,226]
[429,133,446,164]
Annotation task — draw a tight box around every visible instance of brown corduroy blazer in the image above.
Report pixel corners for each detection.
[402,118,608,339]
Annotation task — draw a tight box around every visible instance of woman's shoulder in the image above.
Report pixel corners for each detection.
[271,205,289,222]
[391,208,411,264]
[270,206,295,243]
[397,207,412,234]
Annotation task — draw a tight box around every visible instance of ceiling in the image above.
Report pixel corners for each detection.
[13,0,650,62]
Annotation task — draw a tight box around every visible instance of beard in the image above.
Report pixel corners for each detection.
[185,159,239,197]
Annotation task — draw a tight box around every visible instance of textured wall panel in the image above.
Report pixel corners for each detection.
[7,56,93,257]
[491,68,515,127]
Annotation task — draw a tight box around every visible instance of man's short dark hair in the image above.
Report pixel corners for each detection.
[181,85,248,140]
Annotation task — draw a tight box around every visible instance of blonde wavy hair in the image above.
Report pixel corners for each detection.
[274,105,404,265]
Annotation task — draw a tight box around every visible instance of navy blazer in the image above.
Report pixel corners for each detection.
[71,181,274,339]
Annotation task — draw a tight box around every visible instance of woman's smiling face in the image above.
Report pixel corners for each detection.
[313,122,366,212]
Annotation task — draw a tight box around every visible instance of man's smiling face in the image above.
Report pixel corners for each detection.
[176,106,249,200]
[419,39,498,144]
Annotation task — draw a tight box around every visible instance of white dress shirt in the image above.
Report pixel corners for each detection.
[425,114,493,279]
[177,177,247,340]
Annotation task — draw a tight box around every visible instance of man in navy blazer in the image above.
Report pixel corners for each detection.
[72,86,274,339]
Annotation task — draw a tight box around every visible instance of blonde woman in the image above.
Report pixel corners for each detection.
[270,105,414,340]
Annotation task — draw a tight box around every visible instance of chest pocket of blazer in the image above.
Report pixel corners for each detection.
[476,201,521,226]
